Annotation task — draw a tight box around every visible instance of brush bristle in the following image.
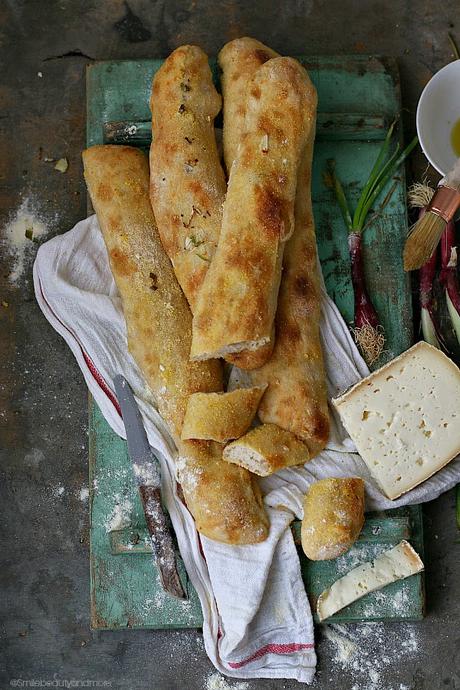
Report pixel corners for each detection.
[403,212,446,271]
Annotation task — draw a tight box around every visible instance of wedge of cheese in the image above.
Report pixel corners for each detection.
[317,540,424,621]
[333,341,460,500]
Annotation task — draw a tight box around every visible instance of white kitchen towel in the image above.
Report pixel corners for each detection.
[34,215,460,684]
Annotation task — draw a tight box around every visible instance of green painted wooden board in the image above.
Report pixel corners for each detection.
[87,55,423,630]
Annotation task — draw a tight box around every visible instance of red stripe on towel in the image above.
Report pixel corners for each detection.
[82,350,121,415]
[38,277,121,416]
[228,642,314,669]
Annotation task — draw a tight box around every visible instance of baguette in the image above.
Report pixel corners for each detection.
[149,45,227,312]
[223,423,309,476]
[191,57,317,364]
[250,102,330,455]
[83,145,268,545]
[218,37,279,370]
[181,386,266,442]
[177,439,268,544]
[301,478,365,561]
[218,37,279,176]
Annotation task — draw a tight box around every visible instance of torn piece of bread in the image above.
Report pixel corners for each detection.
[332,341,460,500]
[317,540,424,621]
[149,45,227,312]
[191,57,317,364]
[223,423,309,476]
[218,37,280,176]
[250,90,329,456]
[181,386,266,442]
[301,478,365,561]
[177,439,269,544]
[83,145,268,545]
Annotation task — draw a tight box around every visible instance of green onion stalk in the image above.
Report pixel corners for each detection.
[326,124,418,365]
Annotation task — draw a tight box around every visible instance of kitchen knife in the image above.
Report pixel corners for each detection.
[113,374,186,600]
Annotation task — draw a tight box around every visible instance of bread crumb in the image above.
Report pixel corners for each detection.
[54,158,68,173]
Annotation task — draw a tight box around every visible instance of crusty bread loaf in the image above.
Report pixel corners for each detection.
[181,386,266,442]
[223,423,309,476]
[301,478,365,561]
[250,99,330,456]
[149,45,227,312]
[218,37,279,176]
[218,38,280,370]
[191,57,317,364]
[83,145,268,545]
[82,145,221,440]
[177,439,269,544]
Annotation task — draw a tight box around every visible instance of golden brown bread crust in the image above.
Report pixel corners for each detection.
[218,38,279,370]
[177,439,269,544]
[181,386,266,442]
[191,57,317,365]
[83,145,268,545]
[149,45,227,312]
[301,478,365,560]
[223,423,309,476]
[250,113,330,455]
[218,38,280,175]
[82,145,222,441]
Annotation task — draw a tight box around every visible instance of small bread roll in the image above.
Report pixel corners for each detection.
[301,478,365,560]
[181,386,266,442]
[223,423,309,476]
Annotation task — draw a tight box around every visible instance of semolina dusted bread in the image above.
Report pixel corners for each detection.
[149,45,227,312]
[301,478,365,560]
[181,386,266,443]
[223,423,309,476]
[191,57,318,366]
[83,144,269,545]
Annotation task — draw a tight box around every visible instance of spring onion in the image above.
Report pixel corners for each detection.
[325,126,418,365]
[408,183,443,348]
[440,219,460,346]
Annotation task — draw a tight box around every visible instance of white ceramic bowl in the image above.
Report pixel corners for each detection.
[416,59,460,176]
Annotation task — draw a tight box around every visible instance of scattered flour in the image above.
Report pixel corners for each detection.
[204,673,249,690]
[105,495,132,532]
[79,486,89,502]
[2,197,49,285]
[322,622,419,690]
[132,462,159,486]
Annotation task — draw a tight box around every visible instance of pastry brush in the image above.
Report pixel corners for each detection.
[404,158,460,271]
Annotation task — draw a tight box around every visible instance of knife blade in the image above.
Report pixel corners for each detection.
[113,374,186,600]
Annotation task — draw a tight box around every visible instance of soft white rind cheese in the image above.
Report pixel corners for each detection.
[332,342,460,499]
[317,540,424,621]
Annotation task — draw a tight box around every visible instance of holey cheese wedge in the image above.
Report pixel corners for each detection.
[317,540,424,621]
[333,342,460,499]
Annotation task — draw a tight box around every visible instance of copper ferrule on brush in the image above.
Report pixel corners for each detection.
[426,185,460,223]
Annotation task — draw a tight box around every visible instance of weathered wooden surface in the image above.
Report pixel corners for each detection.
[2,1,460,688]
[87,55,423,630]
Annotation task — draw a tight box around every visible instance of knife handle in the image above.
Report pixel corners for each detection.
[139,485,165,538]
[139,485,187,600]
